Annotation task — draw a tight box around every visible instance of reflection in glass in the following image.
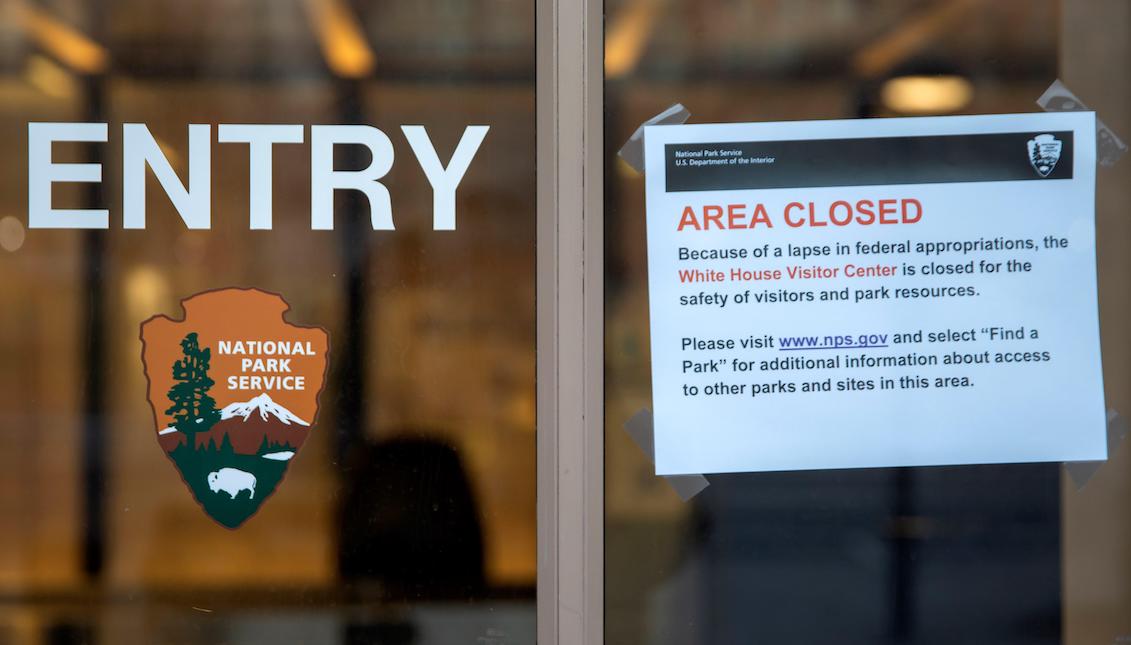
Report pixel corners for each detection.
[601,2,1115,644]
[0,1,536,643]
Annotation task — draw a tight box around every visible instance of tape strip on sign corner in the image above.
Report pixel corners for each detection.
[617,103,692,174]
[624,408,710,501]
[1038,80,1128,167]
[1064,408,1129,490]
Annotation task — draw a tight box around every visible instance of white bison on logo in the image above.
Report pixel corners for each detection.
[207,468,257,500]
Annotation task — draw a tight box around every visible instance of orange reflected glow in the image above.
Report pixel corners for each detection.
[13,1,108,75]
[881,74,974,114]
[605,0,662,79]
[303,0,376,79]
[24,54,78,100]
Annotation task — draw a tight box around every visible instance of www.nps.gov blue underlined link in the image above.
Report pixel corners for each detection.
[778,345,889,351]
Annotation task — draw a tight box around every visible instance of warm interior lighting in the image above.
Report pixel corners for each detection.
[13,1,108,75]
[881,75,974,115]
[616,156,641,178]
[152,135,183,173]
[303,0,376,78]
[0,216,26,253]
[605,0,662,79]
[124,265,170,322]
[24,54,78,100]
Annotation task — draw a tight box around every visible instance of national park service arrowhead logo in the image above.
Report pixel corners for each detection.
[1028,133,1063,177]
[140,288,329,529]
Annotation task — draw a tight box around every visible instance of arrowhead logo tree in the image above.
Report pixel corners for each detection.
[140,288,329,529]
[166,333,221,444]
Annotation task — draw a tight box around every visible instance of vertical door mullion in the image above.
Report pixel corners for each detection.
[536,0,604,641]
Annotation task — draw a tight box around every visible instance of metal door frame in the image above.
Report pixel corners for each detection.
[535,0,604,642]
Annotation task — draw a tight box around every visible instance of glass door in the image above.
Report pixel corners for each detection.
[0,1,536,643]
[603,2,1131,644]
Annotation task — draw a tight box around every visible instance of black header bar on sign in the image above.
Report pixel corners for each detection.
[664,131,1074,192]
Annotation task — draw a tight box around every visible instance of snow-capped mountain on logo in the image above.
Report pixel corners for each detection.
[157,392,311,456]
[220,393,309,426]
[140,288,329,529]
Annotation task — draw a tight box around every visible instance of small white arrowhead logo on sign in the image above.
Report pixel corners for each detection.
[1027,134,1062,177]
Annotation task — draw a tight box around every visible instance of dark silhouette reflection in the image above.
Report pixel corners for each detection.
[45,622,94,645]
[339,436,486,601]
[633,465,1061,645]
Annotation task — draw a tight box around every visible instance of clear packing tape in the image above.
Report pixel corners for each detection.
[617,103,691,173]
[1065,409,1128,490]
[1038,80,1128,487]
[625,409,710,501]
[1063,409,1126,488]
[1037,80,1128,166]
[620,104,708,502]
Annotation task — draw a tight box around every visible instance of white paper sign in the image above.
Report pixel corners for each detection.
[643,112,1105,475]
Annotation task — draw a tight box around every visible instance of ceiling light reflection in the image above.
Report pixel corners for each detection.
[606,0,662,79]
[14,1,108,75]
[303,0,376,79]
[24,54,77,100]
[0,216,27,253]
[881,75,974,115]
